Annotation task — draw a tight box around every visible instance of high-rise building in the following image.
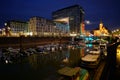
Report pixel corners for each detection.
[54,21,69,36]
[52,5,85,36]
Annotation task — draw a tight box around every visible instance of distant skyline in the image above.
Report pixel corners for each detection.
[0,0,120,31]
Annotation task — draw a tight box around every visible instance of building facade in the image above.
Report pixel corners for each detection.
[54,21,69,36]
[93,21,109,36]
[52,5,85,36]
[7,20,28,36]
[28,16,54,36]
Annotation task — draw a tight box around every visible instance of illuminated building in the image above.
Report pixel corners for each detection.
[93,21,109,36]
[52,5,85,36]
[7,20,28,36]
[54,21,69,36]
[80,21,85,35]
[28,16,54,36]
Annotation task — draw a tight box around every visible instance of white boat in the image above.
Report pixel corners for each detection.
[89,48,100,55]
[81,54,100,68]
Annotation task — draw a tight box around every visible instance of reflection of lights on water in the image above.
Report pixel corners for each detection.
[117,49,120,56]
[72,47,75,50]
[60,46,62,50]
[116,46,120,66]
[86,49,89,52]
[51,47,55,52]
[62,57,69,63]
[117,46,120,56]
[86,44,92,47]
[62,51,70,63]
[5,60,8,64]
[85,37,93,41]
[67,45,72,49]
[117,47,120,63]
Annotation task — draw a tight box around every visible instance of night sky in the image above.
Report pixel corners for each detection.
[0,0,120,31]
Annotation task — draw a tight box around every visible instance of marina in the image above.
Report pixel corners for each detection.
[0,42,106,80]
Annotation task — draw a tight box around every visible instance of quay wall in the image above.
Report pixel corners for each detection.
[0,37,71,48]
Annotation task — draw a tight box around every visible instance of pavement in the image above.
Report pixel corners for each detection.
[93,60,106,80]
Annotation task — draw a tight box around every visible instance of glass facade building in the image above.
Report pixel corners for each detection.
[52,5,85,35]
[54,21,69,36]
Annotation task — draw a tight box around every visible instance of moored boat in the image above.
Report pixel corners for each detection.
[58,67,89,80]
[80,54,100,68]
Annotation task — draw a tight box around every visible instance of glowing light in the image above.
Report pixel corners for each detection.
[4,23,7,26]
[5,60,8,64]
[116,29,119,31]
[85,20,90,25]
[54,17,69,23]
[70,33,77,36]
[29,32,33,36]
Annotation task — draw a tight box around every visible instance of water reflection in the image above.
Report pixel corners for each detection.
[28,47,83,70]
[0,44,95,80]
[117,45,120,66]
[86,44,93,47]
[25,47,84,79]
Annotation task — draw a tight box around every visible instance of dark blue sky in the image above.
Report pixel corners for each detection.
[0,0,120,30]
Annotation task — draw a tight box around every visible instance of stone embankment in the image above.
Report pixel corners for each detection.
[0,37,71,48]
